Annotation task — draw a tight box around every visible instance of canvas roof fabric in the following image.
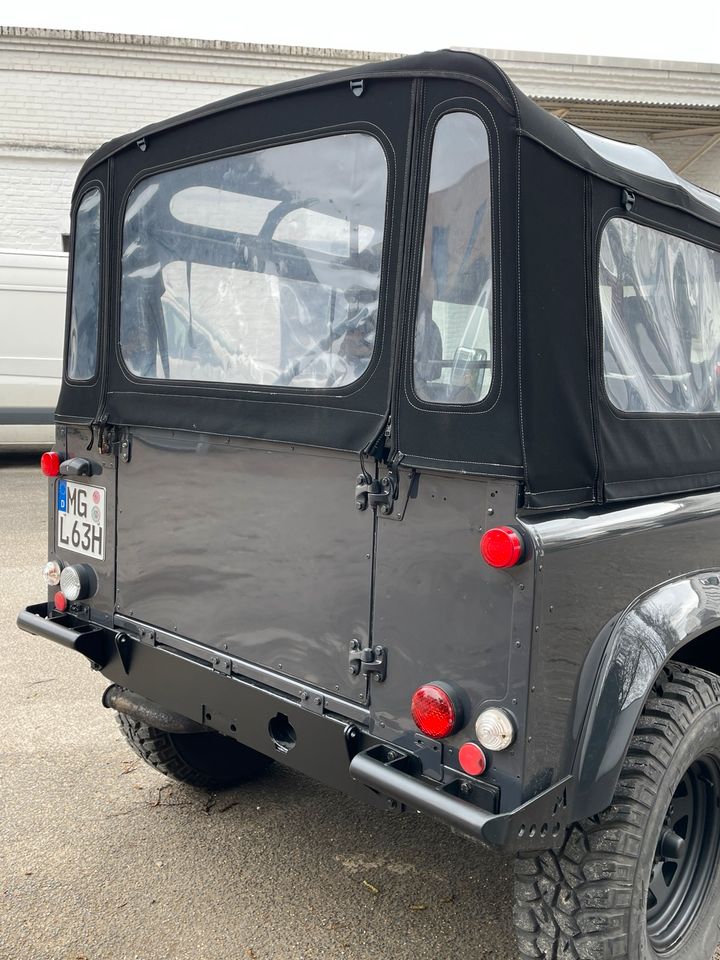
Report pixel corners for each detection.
[61,50,720,510]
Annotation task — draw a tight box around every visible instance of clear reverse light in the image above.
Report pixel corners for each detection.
[475,708,516,752]
[59,565,83,602]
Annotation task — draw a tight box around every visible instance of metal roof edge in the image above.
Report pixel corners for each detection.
[457,46,720,75]
[535,96,720,109]
[3,28,717,75]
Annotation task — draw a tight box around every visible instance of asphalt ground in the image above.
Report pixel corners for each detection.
[0,451,516,960]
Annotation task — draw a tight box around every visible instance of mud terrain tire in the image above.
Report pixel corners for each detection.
[116,713,272,790]
[513,662,720,960]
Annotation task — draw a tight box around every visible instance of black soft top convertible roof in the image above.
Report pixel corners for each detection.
[63,50,720,510]
[78,49,720,228]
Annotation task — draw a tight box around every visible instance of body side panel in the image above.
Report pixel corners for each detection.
[372,473,532,810]
[521,490,720,807]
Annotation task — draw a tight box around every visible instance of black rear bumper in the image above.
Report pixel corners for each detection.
[350,746,571,849]
[17,602,117,666]
[17,602,572,851]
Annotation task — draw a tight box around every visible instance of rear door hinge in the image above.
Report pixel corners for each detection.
[118,427,131,463]
[354,462,417,522]
[96,424,131,461]
[349,639,387,682]
[355,465,398,515]
[112,427,132,463]
[97,421,114,456]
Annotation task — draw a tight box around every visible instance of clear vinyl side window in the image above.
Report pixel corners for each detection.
[413,111,493,405]
[600,219,720,414]
[67,189,102,381]
[119,133,388,389]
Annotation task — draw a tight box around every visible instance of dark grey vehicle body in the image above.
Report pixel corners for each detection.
[19,49,720,853]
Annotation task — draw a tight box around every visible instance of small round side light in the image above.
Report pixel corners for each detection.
[53,591,68,612]
[480,526,525,569]
[40,451,61,477]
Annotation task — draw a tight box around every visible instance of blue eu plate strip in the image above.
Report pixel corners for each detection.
[57,479,67,513]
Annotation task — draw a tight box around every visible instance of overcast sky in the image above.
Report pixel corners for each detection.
[5,0,720,63]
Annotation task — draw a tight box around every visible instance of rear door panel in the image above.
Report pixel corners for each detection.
[110,78,416,704]
[115,430,373,701]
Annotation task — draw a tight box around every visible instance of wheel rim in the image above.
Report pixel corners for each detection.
[646,754,720,953]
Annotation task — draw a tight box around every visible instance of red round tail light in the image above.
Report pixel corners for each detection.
[458,742,487,777]
[411,683,462,739]
[480,526,525,568]
[53,591,68,612]
[40,451,61,477]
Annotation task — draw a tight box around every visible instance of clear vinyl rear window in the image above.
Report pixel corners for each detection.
[413,111,493,405]
[119,133,388,389]
[67,189,102,381]
[600,219,720,414]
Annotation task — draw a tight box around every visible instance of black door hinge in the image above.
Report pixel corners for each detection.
[349,639,387,682]
[96,421,114,456]
[118,427,131,463]
[355,467,398,515]
[95,423,131,461]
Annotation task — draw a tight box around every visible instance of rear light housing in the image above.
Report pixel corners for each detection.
[58,564,97,602]
[53,591,68,612]
[475,708,516,751]
[40,451,61,477]
[43,560,63,586]
[411,682,464,739]
[480,526,525,568]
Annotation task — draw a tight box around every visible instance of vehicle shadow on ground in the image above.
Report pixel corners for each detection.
[105,758,517,960]
[3,717,516,960]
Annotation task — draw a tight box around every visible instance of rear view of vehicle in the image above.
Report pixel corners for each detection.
[18,50,720,960]
[0,249,66,446]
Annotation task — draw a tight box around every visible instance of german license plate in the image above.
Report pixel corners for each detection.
[57,480,106,560]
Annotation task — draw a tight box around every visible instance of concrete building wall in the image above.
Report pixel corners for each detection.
[1,27,719,251]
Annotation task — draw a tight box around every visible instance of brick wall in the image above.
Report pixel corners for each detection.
[0,155,79,250]
[1,28,718,251]
[0,28,381,251]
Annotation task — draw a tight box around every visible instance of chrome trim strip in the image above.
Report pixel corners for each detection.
[524,489,720,551]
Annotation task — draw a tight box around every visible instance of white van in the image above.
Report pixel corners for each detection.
[0,249,67,446]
